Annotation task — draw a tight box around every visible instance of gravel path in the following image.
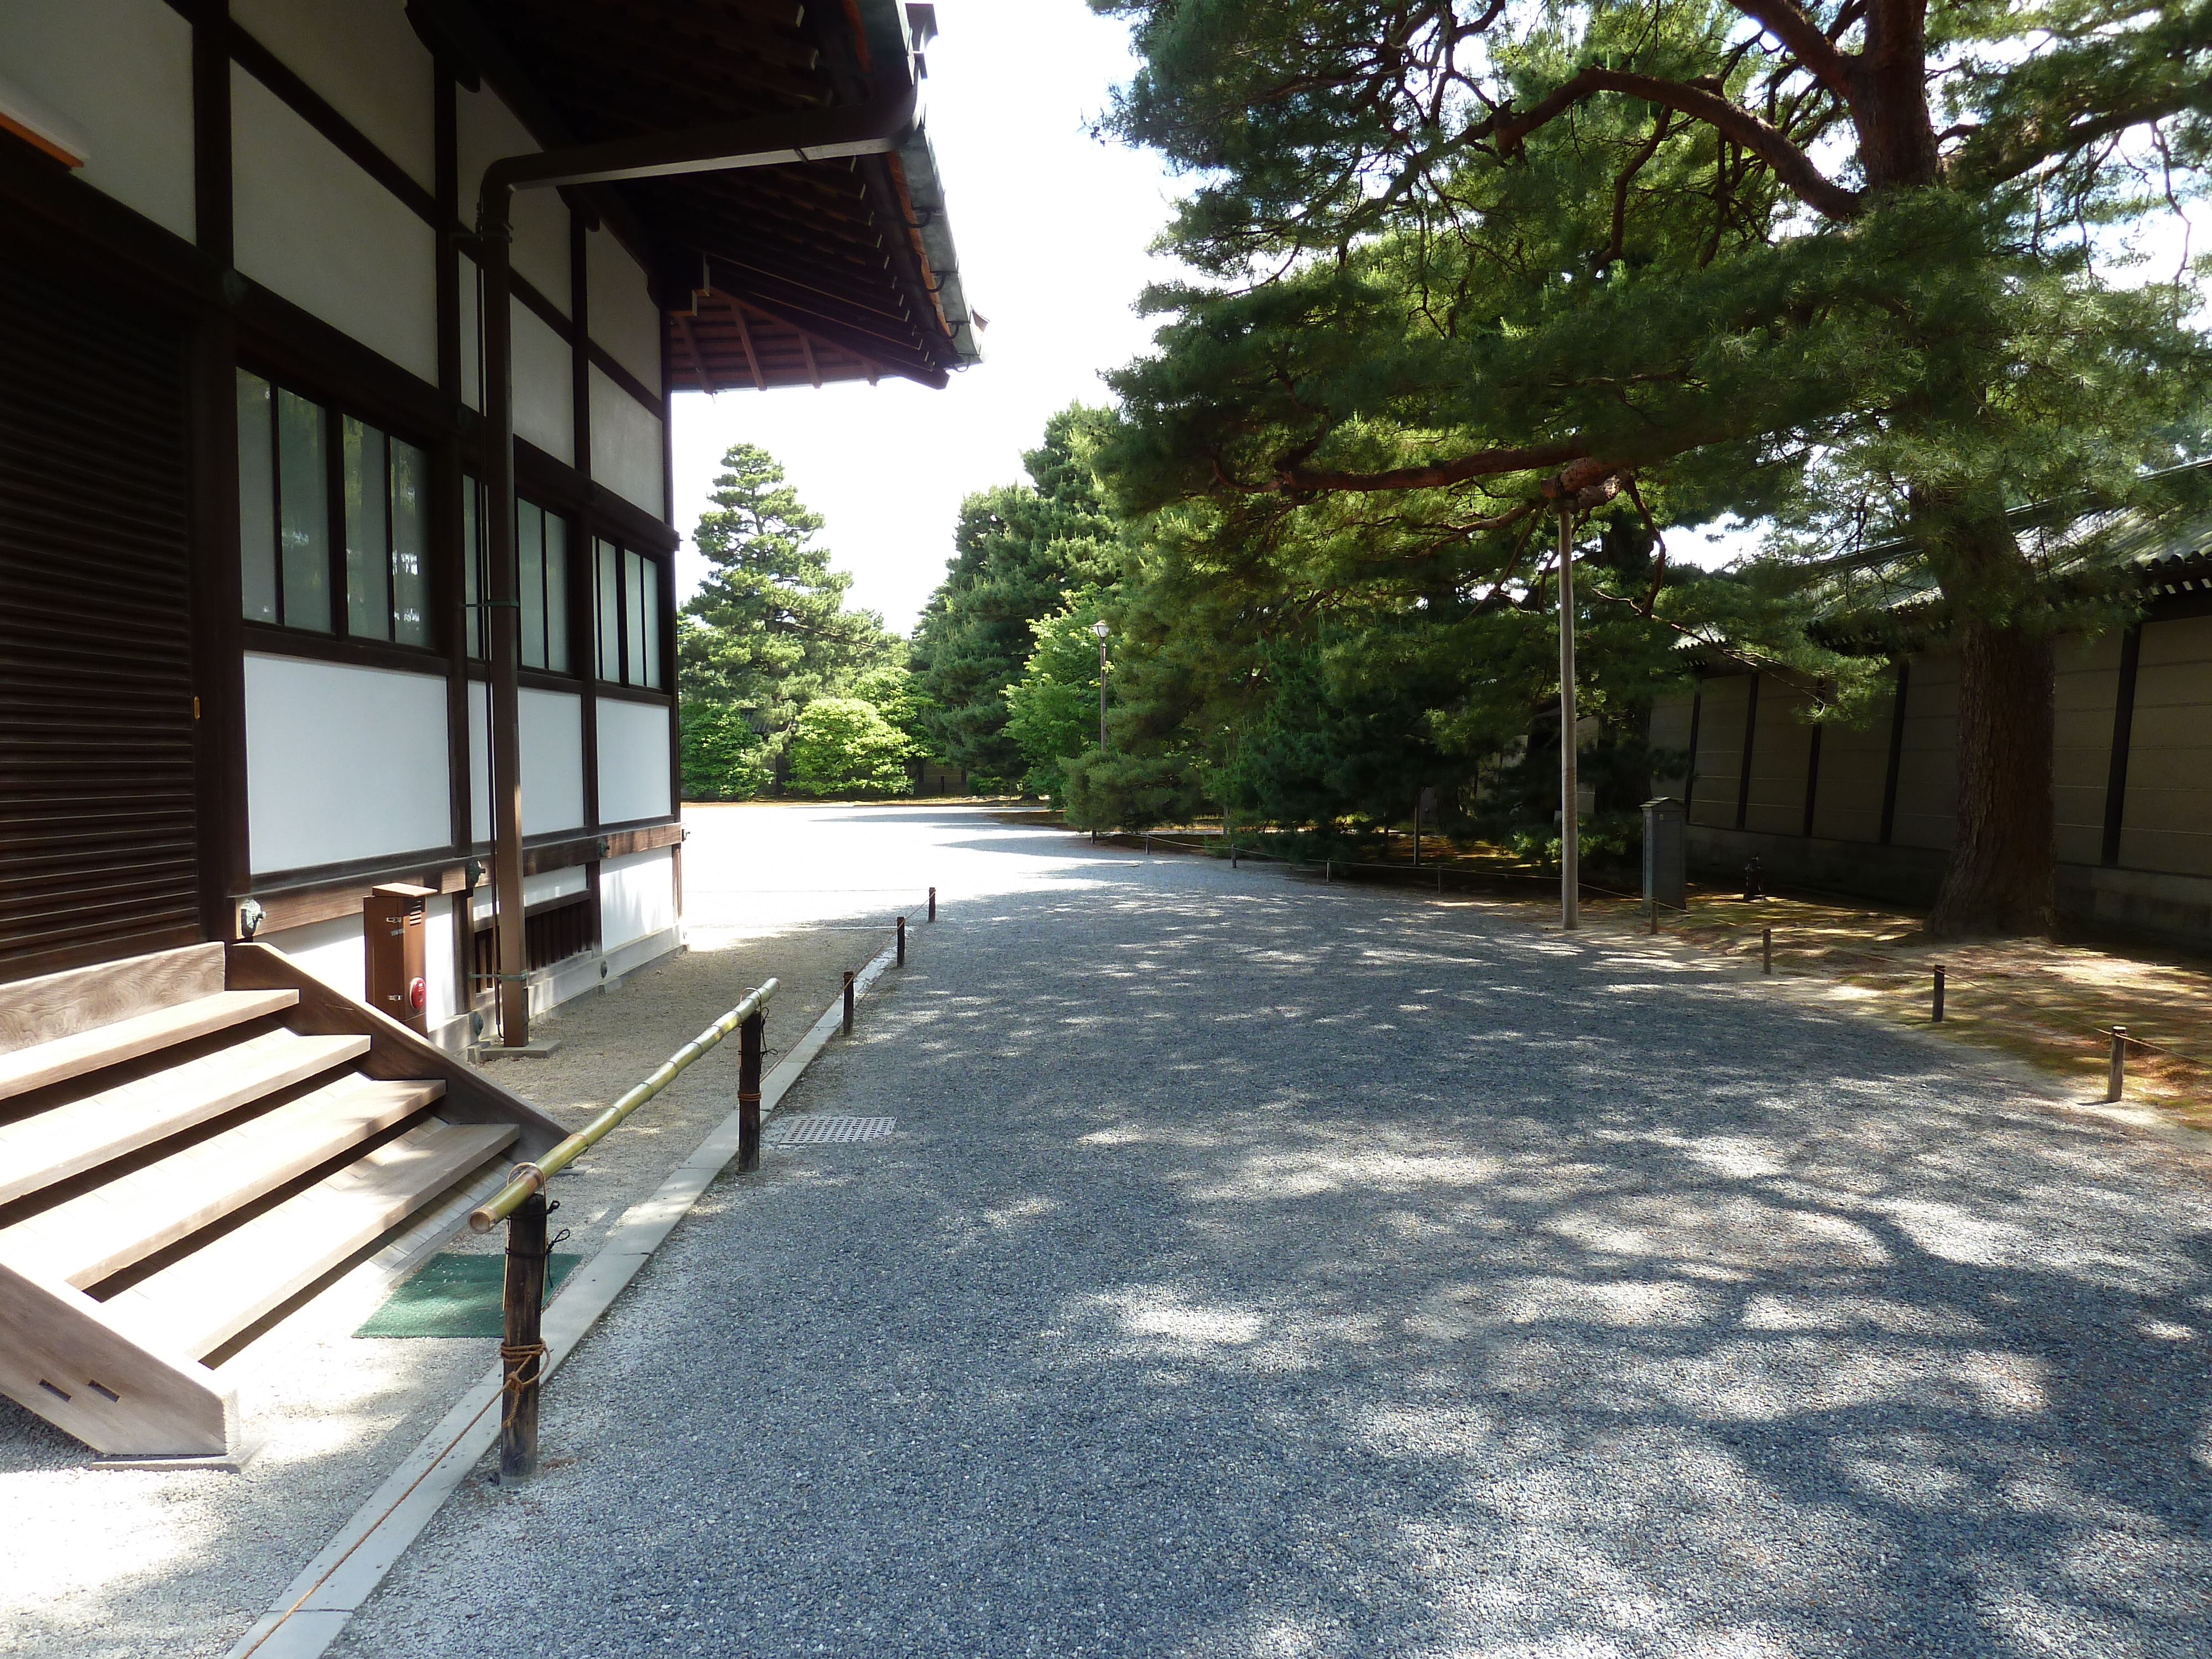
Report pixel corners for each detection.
[334,817,2212,1658]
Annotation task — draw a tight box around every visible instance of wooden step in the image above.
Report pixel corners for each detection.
[0,989,300,1102]
[104,1120,520,1361]
[0,1031,371,1207]
[0,1073,445,1288]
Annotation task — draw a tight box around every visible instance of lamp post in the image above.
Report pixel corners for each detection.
[1093,619,1110,752]
[1558,505,1579,931]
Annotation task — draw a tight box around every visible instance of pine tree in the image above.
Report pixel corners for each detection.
[911,408,1121,784]
[679,444,899,770]
[1090,0,2212,935]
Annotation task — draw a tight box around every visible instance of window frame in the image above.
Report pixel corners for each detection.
[590,535,668,693]
[464,482,583,679]
[237,365,442,658]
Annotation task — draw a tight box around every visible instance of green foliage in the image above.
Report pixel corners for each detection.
[679,701,773,802]
[1079,0,2212,927]
[911,408,1122,783]
[785,697,916,797]
[679,444,901,775]
[850,661,935,754]
[1002,591,1110,800]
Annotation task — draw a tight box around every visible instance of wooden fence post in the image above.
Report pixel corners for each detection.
[499,1192,549,1482]
[738,1006,764,1173]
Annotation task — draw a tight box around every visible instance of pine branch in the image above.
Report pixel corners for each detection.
[1262,439,1591,494]
[1476,65,1864,221]
[1723,0,1858,97]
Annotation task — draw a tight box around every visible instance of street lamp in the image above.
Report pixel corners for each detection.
[1557,505,1578,931]
[1092,619,1110,753]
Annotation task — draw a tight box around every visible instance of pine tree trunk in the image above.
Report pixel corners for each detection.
[1926,612,2055,937]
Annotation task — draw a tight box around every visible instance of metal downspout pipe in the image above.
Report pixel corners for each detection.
[474,88,920,1046]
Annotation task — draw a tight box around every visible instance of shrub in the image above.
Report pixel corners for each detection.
[786,697,914,797]
[680,701,772,801]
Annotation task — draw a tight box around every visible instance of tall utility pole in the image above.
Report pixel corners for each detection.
[1093,619,1110,752]
[1558,507,1579,931]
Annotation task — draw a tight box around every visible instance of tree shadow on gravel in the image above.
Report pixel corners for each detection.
[325,845,2212,1659]
[811,867,2212,1658]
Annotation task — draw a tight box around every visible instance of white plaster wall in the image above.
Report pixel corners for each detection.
[229,0,433,189]
[587,226,662,395]
[245,654,450,875]
[424,894,460,1026]
[601,847,675,949]
[263,914,367,1004]
[467,685,586,842]
[589,365,666,519]
[467,680,492,848]
[522,688,585,835]
[1,0,195,241]
[456,83,567,309]
[516,304,575,466]
[597,699,673,824]
[233,65,439,384]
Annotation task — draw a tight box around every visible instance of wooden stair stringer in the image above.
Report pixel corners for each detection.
[0,1255,233,1457]
[228,942,567,1159]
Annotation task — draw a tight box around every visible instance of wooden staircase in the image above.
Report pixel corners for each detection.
[0,942,563,1457]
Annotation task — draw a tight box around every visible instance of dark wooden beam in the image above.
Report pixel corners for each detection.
[674,312,716,395]
[1734,675,1759,832]
[2101,624,2143,867]
[191,0,232,266]
[1878,659,1910,845]
[726,299,766,390]
[1801,722,1822,838]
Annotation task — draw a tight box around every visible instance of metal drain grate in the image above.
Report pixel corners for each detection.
[764,1115,897,1145]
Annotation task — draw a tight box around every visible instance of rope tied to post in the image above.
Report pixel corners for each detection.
[498,1341,548,1432]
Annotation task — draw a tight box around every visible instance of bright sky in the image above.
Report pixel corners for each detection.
[670,0,1183,635]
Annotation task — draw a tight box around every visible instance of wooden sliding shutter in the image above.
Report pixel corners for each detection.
[0,236,201,980]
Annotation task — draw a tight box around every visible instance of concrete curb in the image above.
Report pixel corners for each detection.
[225,942,905,1659]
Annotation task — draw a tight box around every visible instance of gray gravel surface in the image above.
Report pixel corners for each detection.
[337,816,2212,1658]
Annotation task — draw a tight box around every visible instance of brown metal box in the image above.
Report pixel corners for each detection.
[366,883,436,1034]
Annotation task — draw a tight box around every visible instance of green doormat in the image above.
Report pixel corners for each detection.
[355,1252,583,1338]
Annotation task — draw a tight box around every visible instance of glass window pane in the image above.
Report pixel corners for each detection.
[343,418,390,640]
[237,372,276,623]
[277,389,331,632]
[390,439,430,647]
[596,539,621,681]
[639,555,660,689]
[625,551,646,688]
[464,478,485,660]
[543,514,569,674]
[518,501,546,670]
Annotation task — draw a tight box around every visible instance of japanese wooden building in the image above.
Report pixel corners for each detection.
[0,0,975,1455]
[2,0,978,1039]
